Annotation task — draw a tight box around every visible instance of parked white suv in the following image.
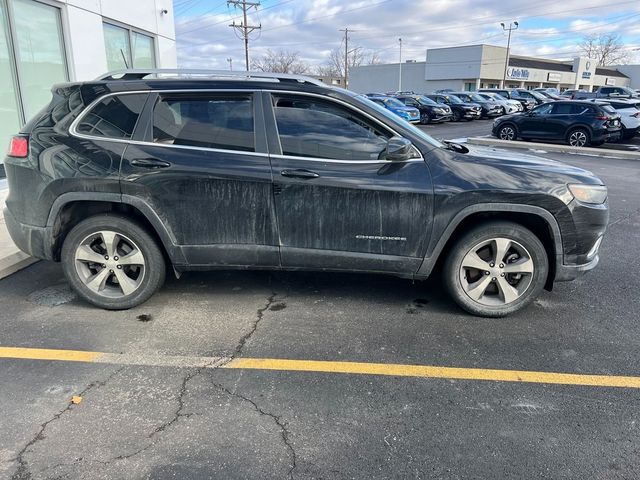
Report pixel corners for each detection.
[589,99,640,141]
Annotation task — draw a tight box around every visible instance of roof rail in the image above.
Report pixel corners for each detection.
[96,69,327,86]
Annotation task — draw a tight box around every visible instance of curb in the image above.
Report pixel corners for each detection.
[0,250,37,280]
[466,137,640,160]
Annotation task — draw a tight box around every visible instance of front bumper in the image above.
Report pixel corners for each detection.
[555,255,599,282]
[463,110,481,119]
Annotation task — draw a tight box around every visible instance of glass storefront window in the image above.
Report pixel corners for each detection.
[104,22,131,71]
[13,0,68,120]
[104,23,155,70]
[132,31,155,69]
[0,1,21,149]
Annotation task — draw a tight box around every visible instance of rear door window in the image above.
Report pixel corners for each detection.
[76,93,147,139]
[152,93,255,152]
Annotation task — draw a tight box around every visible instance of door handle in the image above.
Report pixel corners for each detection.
[131,158,172,169]
[280,169,320,179]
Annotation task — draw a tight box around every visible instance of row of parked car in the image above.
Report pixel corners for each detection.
[363,87,557,125]
[363,87,639,148]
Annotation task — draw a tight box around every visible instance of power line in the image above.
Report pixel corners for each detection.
[227,0,261,71]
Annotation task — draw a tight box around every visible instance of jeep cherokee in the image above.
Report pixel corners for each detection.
[3,70,609,317]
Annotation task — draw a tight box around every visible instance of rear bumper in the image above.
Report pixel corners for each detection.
[3,207,52,260]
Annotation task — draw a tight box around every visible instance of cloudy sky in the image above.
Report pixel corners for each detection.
[173,0,640,71]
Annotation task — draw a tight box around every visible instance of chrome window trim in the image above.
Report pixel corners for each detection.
[69,88,425,164]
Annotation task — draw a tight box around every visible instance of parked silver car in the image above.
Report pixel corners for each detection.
[477,92,522,114]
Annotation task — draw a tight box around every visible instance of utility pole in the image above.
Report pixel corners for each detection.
[227,58,233,71]
[398,38,402,92]
[228,0,261,71]
[340,28,349,88]
[500,21,519,88]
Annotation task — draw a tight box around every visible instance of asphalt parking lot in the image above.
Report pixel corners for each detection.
[1,148,640,479]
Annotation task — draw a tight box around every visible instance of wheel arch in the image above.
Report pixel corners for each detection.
[45,193,185,264]
[417,203,562,290]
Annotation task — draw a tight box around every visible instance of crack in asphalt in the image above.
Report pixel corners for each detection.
[233,291,277,358]
[214,382,297,480]
[9,366,124,480]
[78,291,280,468]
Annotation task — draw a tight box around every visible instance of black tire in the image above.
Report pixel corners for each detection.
[497,123,517,141]
[566,127,591,147]
[452,110,462,122]
[420,112,431,124]
[61,214,166,310]
[443,221,548,317]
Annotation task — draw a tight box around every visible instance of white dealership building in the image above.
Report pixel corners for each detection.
[350,44,635,94]
[0,0,177,152]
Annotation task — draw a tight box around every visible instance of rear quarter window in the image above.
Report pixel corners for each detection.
[75,93,147,139]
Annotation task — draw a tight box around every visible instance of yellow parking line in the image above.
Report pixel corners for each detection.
[1,346,640,389]
[0,346,102,363]
[227,358,640,389]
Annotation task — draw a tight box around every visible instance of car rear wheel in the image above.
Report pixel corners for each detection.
[567,128,590,147]
[61,214,166,310]
[443,222,548,317]
[498,124,517,141]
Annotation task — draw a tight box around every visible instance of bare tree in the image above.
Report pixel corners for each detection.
[315,47,382,78]
[579,33,631,66]
[250,49,309,74]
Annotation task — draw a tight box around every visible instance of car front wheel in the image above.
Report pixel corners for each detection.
[498,124,517,141]
[443,222,548,317]
[61,214,166,310]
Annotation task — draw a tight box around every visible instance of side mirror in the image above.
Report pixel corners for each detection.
[384,136,413,161]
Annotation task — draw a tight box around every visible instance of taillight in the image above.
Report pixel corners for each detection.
[8,135,28,158]
[594,116,610,121]
[633,112,640,118]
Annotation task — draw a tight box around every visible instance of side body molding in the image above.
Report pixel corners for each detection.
[416,203,563,278]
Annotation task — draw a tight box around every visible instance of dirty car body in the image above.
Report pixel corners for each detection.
[3,70,608,316]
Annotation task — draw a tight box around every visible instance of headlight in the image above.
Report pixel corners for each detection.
[567,184,608,204]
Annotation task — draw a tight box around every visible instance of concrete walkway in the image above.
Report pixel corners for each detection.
[0,181,37,279]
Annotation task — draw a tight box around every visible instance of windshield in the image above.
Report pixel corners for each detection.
[468,93,487,102]
[528,90,548,101]
[416,96,438,106]
[383,97,406,108]
[446,95,464,104]
[354,95,443,149]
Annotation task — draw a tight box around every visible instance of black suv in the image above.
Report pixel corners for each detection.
[4,70,609,317]
[425,94,481,121]
[450,92,503,118]
[492,100,622,147]
[393,94,452,124]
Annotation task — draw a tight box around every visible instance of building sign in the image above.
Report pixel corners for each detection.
[606,78,616,86]
[507,67,530,80]
[547,73,562,82]
[582,71,592,79]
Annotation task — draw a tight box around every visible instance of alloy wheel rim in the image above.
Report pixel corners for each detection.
[500,126,515,140]
[74,230,146,298]
[569,131,587,147]
[459,237,534,306]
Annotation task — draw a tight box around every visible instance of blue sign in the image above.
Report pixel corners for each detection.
[507,67,530,80]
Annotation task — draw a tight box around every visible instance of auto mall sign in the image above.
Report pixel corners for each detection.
[507,67,530,79]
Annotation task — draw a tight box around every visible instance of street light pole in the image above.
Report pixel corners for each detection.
[501,21,519,88]
[398,38,402,92]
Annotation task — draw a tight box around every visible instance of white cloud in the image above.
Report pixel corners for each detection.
[174,0,640,70]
